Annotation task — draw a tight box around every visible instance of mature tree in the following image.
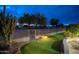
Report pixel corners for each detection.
[18,17,24,24]
[23,14,33,25]
[0,5,16,50]
[18,13,47,28]
[50,18,60,27]
[58,23,64,27]
[18,14,33,28]
[33,14,47,27]
[6,15,16,45]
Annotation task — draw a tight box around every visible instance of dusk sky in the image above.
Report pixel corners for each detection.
[0,5,79,25]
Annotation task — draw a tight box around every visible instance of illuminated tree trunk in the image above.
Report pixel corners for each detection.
[0,5,16,52]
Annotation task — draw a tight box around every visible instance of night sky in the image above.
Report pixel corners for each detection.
[0,5,79,25]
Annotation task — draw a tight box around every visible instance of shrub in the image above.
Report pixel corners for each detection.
[65,24,79,37]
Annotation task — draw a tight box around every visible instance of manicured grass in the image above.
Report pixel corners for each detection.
[21,33,64,54]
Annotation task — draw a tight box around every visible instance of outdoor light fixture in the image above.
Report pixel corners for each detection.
[40,36,48,41]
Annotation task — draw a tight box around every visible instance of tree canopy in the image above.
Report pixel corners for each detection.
[18,13,47,27]
[50,18,60,27]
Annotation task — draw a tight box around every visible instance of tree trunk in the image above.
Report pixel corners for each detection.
[7,34,12,53]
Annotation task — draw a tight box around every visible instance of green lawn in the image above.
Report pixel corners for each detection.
[21,33,64,54]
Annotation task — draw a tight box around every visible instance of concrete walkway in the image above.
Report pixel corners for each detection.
[13,31,65,42]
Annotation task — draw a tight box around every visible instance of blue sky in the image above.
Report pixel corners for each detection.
[0,5,79,25]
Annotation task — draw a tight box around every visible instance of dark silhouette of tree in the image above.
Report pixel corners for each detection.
[18,13,47,29]
[50,18,60,27]
[18,17,24,24]
[32,14,47,28]
[24,14,33,25]
[58,23,64,28]
[18,14,33,28]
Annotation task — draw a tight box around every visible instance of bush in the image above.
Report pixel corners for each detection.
[65,24,79,37]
